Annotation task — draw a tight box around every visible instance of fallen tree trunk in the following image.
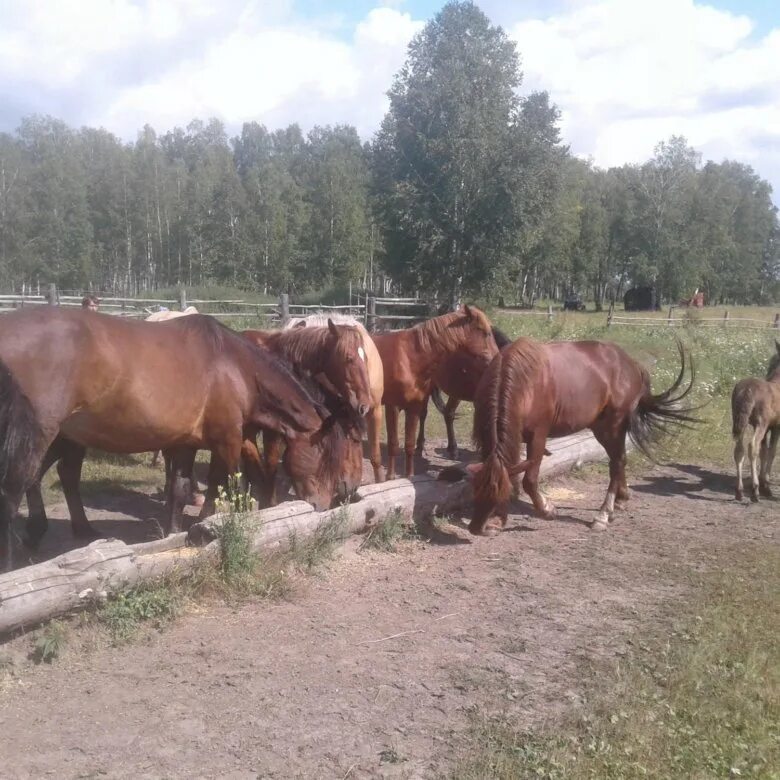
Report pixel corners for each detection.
[0,432,609,637]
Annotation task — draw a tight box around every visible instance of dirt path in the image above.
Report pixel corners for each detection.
[1,462,776,779]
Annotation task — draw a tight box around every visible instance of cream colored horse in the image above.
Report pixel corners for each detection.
[286,314,385,482]
[144,305,199,322]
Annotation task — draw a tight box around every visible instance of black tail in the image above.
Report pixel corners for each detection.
[431,386,447,416]
[0,358,43,500]
[629,339,701,462]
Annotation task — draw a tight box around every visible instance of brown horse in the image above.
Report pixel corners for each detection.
[732,340,780,502]
[468,336,696,535]
[372,306,498,479]
[286,314,385,483]
[242,320,372,502]
[0,308,324,570]
[416,326,512,457]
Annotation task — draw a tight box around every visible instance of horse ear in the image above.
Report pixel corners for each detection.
[463,304,473,320]
[327,318,339,337]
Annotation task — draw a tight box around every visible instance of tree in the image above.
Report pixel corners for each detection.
[373,1,526,301]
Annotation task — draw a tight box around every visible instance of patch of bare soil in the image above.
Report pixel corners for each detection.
[0,453,777,779]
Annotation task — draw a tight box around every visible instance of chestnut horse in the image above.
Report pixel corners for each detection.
[286,314,385,483]
[0,308,323,570]
[732,340,780,502]
[373,306,498,479]
[242,319,372,503]
[468,336,696,535]
[416,326,512,457]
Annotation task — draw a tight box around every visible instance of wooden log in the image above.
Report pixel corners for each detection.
[0,432,608,636]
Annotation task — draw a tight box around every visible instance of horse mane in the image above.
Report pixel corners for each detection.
[266,324,362,370]
[413,307,492,352]
[472,337,546,508]
[286,313,362,328]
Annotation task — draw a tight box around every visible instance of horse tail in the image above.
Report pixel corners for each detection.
[0,358,43,499]
[629,339,700,462]
[431,386,447,416]
[731,382,754,440]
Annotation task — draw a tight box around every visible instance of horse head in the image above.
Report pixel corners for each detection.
[451,305,499,366]
[320,319,372,417]
[283,397,365,511]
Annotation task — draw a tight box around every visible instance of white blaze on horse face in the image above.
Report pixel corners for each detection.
[358,346,366,363]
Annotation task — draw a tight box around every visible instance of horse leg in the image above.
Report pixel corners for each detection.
[150,450,161,468]
[55,440,99,539]
[415,398,428,456]
[367,404,385,483]
[521,434,556,519]
[261,430,283,507]
[444,396,460,458]
[734,427,747,501]
[24,440,66,548]
[404,403,424,478]
[241,435,268,507]
[386,405,399,481]
[591,424,628,528]
[199,436,244,520]
[166,448,197,534]
[748,424,766,503]
[759,427,777,498]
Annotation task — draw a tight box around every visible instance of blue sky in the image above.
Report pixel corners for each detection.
[1,1,778,200]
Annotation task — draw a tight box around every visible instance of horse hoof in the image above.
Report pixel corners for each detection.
[759,486,773,498]
[590,519,609,531]
[446,448,458,459]
[735,491,743,502]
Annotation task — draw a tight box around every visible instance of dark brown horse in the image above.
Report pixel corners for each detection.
[416,326,512,457]
[373,306,498,479]
[0,308,324,570]
[468,336,696,535]
[732,340,780,502]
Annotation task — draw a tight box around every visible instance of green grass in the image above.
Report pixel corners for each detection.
[97,582,180,644]
[451,546,780,780]
[31,620,68,663]
[360,507,410,552]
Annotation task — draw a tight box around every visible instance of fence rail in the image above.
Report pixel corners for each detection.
[607,305,780,330]
[0,286,431,331]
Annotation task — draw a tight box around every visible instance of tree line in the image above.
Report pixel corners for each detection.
[0,1,777,305]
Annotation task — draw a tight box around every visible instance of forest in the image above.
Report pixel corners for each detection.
[0,2,777,306]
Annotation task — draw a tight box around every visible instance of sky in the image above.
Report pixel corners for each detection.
[1,0,778,200]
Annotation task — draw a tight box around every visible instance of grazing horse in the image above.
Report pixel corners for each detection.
[732,340,780,502]
[417,326,512,457]
[0,308,324,570]
[468,336,696,535]
[242,319,373,502]
[283,314,385,483]
[373,306,498,479]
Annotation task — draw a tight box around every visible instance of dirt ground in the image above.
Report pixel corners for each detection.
[0,449,777,779]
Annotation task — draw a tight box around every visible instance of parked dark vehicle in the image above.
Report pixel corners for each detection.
[563,297,586,312]
[624,286,660,312]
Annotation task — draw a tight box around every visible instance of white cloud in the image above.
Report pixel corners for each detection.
[0,0,777,198]
[509,0,780,193]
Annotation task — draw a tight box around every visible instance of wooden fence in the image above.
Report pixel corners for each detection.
[0,286,432,332]
[607,303,780,331]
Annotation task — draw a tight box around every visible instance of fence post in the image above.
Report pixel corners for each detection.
[47,283,58,306]
[773,313,779,330]
[607,301,614,327]
[366,296,376,332]
[279,293,290,327]
[179,288,187,311]
[723,309,729,327]
[667,305,674,326]
[547,304,554,322]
